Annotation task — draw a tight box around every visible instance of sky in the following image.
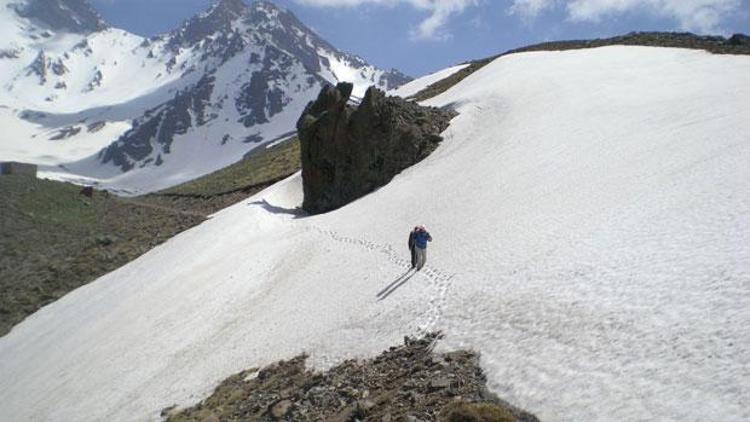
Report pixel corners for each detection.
[90,0,750,77]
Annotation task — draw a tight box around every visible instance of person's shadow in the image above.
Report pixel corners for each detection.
[377,269,416,301]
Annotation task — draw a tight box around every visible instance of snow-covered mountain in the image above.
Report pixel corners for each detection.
[0,0,410,194]
[1,45,748,421]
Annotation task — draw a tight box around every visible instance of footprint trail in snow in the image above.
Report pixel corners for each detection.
[307,225,456,335]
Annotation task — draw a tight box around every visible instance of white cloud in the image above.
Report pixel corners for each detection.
[510,0,558,18]
[295,0,741,40]
[509,0,742,33]
[294,0,478,40]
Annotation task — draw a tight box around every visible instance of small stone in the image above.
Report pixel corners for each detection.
[330,404,359,422]
[341,386,359,398]
[270,399,293,419]
[430,377,452,390]
[243,369,259,381]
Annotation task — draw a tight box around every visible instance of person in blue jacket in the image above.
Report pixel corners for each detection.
[408,226,419,268]
[413,226,432,270]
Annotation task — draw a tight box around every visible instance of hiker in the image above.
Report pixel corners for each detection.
[408,226,418,268]
[413,226,432,271]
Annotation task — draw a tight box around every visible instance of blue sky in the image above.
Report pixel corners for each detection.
[90,0,750,77]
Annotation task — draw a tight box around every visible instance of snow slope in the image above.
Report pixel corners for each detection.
[1,46,749,421]
[388,63,469,98]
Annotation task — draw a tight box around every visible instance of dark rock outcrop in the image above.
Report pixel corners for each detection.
[297,83,455,214]
[27,51,48,84]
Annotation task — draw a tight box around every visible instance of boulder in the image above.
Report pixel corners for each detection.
[79,186,94,198]
[297,82,455,214]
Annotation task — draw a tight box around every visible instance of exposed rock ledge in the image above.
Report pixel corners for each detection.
[166,333,539,421]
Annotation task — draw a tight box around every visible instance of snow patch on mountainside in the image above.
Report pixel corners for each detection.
[0,0,410,194]
[2,46,748,422]
[0,108,131,165]
[389,63,469,98]
[318,49,387,99]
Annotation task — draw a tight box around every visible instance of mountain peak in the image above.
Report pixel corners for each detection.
[168,0,250,47]
[206,0,249,20]
[13,0,108,34]
[252,0,283,12]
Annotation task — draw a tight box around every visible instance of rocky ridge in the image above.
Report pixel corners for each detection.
[166,333,539,421]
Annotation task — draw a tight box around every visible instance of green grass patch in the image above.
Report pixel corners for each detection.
[142,136,301,215]
[161,136,300,196]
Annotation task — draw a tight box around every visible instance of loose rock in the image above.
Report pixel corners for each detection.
[168,333,538,421]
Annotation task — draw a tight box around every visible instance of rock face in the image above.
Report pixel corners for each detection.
[297,83,455,214]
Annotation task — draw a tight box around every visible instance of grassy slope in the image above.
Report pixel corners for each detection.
[142,137,301,215]
[0,176,204,337]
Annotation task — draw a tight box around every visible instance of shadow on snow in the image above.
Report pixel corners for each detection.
[248,199,308,218]
[377,269,416,301]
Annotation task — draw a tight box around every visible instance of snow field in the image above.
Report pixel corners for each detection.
[1,46,749,421]
[388,63,469,98]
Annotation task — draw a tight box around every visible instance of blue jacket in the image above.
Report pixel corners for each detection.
[414,231,432,249]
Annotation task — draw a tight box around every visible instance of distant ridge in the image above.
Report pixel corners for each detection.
[408,31,750,102]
